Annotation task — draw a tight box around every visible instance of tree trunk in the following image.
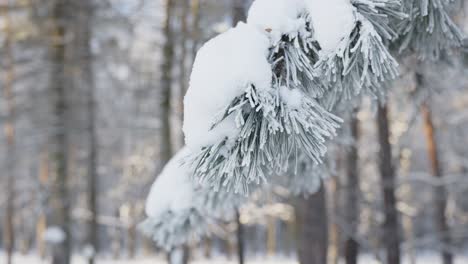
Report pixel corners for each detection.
[420,99,453,264]
[73,0,99,262]
[160,0,175,165]
[190,0,201,65]
[376,104,400,264]
[236,210,245,264]
[296,184,328,264]
[345,110,360,264]
[230,4,247,263]
[327,175,340,264]
[176,0,190,148]
[2,2,16,263]
[49,1,72,263]
[232,0,247,25]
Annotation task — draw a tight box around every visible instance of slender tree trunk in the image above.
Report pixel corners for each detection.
[296,184,328,264]
[376,104,400,264]
[72,0,99,262]
[176,0,190,148]
[232,0,247,25]
[236,210,245,264]
[37,149,49,259]
[328,175,340,264]
[49,1,72,263]
[419,94,453,263]
[189,0,200,65]
[345,109,360,264]
[267,217,276,256]
[127,203,136,259]
[230,4,247,263]
[160,0,175,164]
[2,2,16,263]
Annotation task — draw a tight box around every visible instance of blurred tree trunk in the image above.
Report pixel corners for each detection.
[2,2,16,263]
[73,0,99,263]
[328,174,341,264]
[267,217,276,256]
[418,71,453,264]
[176,0,190,148]
[111,209,121,260]
[48,1,72,263]
[230,2,247,263]
[422,104,452,264]
[345,110,360,264]
[376,103,400,264]
[37,149,49,259]
[296,184,328,264]
[236,210,245,264]
[128,204,137,259]
[160,0,175,164]
[190,0,200,65]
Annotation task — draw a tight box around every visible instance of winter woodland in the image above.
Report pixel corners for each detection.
[1,0,468,264]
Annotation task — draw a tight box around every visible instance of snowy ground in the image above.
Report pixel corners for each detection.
[2,252,468,264]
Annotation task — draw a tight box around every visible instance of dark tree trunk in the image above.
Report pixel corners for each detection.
[230,3,247,263]
[176,0,190,149]
[49,1,72,263]
[160,0,175,164]
[296,184,328,264]
[190,0,201,66]
[236,210,245,264]
[376,104,400,264]
[345,109,360,264]
[2,3,16,264]
[73,0,99,262]
[232,0,247,25]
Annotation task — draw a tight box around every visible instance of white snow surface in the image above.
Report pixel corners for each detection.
[43,226,66,244]
[183,23,272,151]
[306,0,355,54]
[279,87,304,109]
[247,0,307,43]
[145,147,194,219]
[5,252,468,264]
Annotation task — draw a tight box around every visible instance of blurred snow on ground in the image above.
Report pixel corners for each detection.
[1,252,467,264]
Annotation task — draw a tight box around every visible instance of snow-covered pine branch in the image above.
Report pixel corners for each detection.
[312,0,404,109]
[183,0,408,195]
[139,148,207,250]
[140,148,243,250]
[395,0,464,60]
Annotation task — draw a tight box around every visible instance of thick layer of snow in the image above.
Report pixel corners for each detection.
[43,226,66,244]
[247,0,307,43]
[183,23,272,151]
[145,147,194,219]
[306,0,355,53]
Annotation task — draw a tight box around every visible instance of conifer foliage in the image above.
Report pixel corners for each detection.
[141,0,465,251]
